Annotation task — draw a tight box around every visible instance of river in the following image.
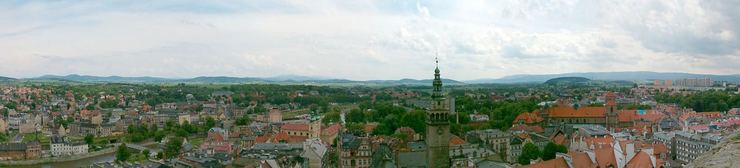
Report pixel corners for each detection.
[13,152,115,168]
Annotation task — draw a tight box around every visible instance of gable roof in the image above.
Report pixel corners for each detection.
[524,157,569,168]
[281,123,309,132]
[549,106,606,118]
[626,151,654,168]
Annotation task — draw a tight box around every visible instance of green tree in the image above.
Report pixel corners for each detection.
[542,142,567,160]
[165,137,183,158]
[84,134,95,145]
[322,111,341,124]
[346,109,365,123]
[518,142,541,165]
[4,102,16,110]
[235,115,251,126]
[400,110,426,133]
[142,149,151,159]
[116,143,131,162]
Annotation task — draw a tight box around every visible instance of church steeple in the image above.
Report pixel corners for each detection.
[425,55,451,168]
[432,57,443,99]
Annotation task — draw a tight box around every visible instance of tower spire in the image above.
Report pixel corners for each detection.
[432,55,443,99]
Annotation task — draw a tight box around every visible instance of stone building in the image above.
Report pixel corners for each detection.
[675,131,722,164]
[0,141,41,160]
[50,136,88,157]
[338,134,372,168]
[425,60,451,167]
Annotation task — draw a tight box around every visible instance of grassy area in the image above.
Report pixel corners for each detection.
[283,109,309,119]
[22,133,50,144]
[189,137,204,147]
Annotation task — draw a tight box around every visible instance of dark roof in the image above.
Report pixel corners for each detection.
[371,144,396,168]
[398,151,427,168]
[341,134,361,149]
[0,143,27,151]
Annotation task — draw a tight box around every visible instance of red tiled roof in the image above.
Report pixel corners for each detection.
[449,135,466,146]
[618,110,638,122]
[549,106,606,118]
[605,92,617,106]
[585,136,613,147]
[273,132,290,143]
[568,151,597,168]
[595,146,617,168]
[653,143,668,156]
[281,123,309,131]
[626,151,653,168]
[255,134,271,143]
[550,132,567,145]
[514,110,544,124]
[524,157,569,168]
[322,123,341,136]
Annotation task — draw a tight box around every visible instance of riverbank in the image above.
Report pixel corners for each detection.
[0,147,116,166]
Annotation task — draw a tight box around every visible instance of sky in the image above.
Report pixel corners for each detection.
[0,0,739,80]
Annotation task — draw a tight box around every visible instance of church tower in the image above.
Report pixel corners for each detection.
[426,58,451,168]
[605,92,618,131]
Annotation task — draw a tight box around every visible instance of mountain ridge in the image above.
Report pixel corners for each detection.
[22,74,466,86]
[9,71,740,85]
[466,71,740,83]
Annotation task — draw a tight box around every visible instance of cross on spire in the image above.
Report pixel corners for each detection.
[435,52,439,67]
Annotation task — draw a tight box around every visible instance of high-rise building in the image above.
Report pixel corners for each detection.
[425,59,451,168]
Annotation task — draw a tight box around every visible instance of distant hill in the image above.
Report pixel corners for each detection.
[467,71,740,83]
[181,76,263,83]
[34,74,169,83]
[0,76,15,81]
[544,77,590,85]
[24,74,465,86]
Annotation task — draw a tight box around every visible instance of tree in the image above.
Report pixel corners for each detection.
[142,149,151,159]
[518,142,541,165]
[85,134,95,145]
[400,110,426,133]
[542,142,567,160]
[204,116,216,129]
[165,137,183,158]
[346,109,365,123]
[235,115,251,126]
[322,111,341,124]
[116,143,131,162]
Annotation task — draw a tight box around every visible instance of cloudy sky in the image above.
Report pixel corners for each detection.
[1,0,739,80]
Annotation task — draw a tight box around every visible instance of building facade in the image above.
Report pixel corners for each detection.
[675,131,721,164]
[338,134,372,168]
[50,136,88,157]
[425,61,451,168]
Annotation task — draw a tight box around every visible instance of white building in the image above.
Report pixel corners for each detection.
[50,136,88,157]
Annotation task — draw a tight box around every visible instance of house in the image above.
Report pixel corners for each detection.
[0,141,41,160]
[466,129,510,153]
[338,134,372,168]
[268,108,282,123]
[50,136,88,157]
[69,122,114,137]
[321,123,341,145]
[302,139,327,167]
[281,123,310,137]
[507,133,549,163]
[199,128,232,155]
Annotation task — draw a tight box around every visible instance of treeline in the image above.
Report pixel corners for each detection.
[454,96,539,130]
[126,116,218,143]
[654,91,740,112]
[345,102,425,136]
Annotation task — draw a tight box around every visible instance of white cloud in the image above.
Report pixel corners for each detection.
[0,0,738,80]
